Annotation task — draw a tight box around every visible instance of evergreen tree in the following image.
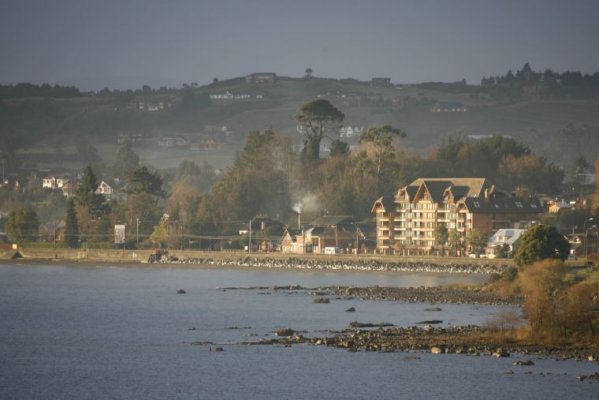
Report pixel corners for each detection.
[75,165,108,218]
[64,198,79,248]
[112,137,140,177]
[126,165,165,197]
[514,225,571,267]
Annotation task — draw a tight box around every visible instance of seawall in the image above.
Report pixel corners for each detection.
[7,248,514,274]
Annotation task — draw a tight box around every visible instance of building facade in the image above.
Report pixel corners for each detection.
[372,178,542,254]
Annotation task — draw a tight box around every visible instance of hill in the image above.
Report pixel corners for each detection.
[2,68,599,173]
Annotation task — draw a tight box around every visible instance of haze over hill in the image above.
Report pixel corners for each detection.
[1,63,599,174]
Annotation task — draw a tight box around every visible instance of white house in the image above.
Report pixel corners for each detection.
[43,177,70,190]
[485,229,526,257]
[95,181,114,200]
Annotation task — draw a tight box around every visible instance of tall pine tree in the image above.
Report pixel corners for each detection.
[65,198,79,248]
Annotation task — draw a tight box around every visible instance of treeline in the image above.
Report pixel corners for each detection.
[0,83,83,99]
[481,63,599,98]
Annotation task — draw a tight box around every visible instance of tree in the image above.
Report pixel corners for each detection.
[64,198,79,248]
[112,137,139,178]
[126,165,165,197]
[74,165,108,218]
[305,67,313,78]
[296,99,344,160]
[434,224,449,253]
[466,229,488,255]
[359,125,406,195]
[329,139,349,157]
[5,208,38,243]
[514,224,571,267]
[448,229,461,256]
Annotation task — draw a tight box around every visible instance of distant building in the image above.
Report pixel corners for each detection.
[245,73,277,84]
[575,173,595,186]
[485,228,526,257]
[43,176,70,190]
[372,178,542,254]
[547,199,572,214]
[431,102,468,112]
[371,78,392,87]
[95,181,114,200]
[339,126,364,138]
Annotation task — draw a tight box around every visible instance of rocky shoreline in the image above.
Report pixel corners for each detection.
[152,255,509,275]
[220,284,519,305]
[246,325,599,363]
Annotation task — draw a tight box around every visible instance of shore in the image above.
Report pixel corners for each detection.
[6,247,514,274]
[249,325,599,363]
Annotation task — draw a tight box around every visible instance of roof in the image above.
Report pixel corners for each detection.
[423,180,452,203]
[371,196,395,213]
[487,229,526,247]
[399,178,491,203]
[464,196,542,214]
[310,215,353,227]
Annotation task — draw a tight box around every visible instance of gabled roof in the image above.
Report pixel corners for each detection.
[371,196,395,213]
[422,180,452,203]
[487,229,526,247]
[399,178,491,203]
[310,215,353,227]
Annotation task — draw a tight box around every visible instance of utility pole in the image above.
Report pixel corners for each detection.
[356,225,359,255]
[248,219,252,254]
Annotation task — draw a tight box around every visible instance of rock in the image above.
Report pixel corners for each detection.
[514,359,535,366]
[176,289,186,294]
[493,348,510,358]
[345,307,356,312]
[416,320,443,325]
[505,369,514,374]
[431,345,445,354]
[276,328,295,337]
[348,321,393,328]
[424,307,442,312]
[313,298,330,304]
[210,346,224,352]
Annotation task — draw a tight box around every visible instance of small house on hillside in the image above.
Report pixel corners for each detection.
[245,73,277,84]
[95,181,114,200]
[371,77,392,87]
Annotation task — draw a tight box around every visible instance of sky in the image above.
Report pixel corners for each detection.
[1,0,598,90]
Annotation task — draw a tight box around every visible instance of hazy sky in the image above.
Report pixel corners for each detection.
[1,0,598,90]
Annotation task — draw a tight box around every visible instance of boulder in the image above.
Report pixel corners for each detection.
[493,348,510,358]
[176,289,186,294]
[276,328,295,337]
[345,307,356,312]
[313,298,330,304]
[514,359,535,366]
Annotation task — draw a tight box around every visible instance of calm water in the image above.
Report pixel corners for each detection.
[0,263,596,400]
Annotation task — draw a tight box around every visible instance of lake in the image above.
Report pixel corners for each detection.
[0,263,596,399]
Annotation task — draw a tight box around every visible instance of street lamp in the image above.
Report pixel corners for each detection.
[136,218,140,244]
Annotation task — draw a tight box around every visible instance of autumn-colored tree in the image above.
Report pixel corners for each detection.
[518,259,565,339]
[557,282,597,337]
